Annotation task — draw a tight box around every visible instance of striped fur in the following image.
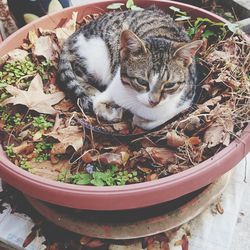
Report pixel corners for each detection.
[57,8,201,129]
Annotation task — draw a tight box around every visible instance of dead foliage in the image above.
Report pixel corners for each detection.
[0,11,249,186]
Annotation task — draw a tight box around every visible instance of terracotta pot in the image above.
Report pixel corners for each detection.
[0,0,249,210]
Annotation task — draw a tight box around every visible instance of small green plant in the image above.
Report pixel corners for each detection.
[169,6,191,21]
[35,153,50,162]
[5,144,15,158]
[115,170,139,185]
[3,113,25,131]
[32,115,53,130]
[107,0,143,11]
[62,164,140,186]
[187,17,226,40]
[37,60,53,81]
[58,169,72,182]
[0,106,9,121]
[1,60,36,86]
[34,141,53,162]
[20,157,31,170]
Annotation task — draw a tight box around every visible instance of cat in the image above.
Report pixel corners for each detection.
[57,8,202,130]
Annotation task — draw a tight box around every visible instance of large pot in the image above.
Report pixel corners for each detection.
[0,0,249,210]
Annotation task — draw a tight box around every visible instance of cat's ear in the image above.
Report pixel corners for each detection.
[173,40,203,66]
[120,30,147,58]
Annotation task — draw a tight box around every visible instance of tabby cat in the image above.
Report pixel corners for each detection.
[58,8,202,130]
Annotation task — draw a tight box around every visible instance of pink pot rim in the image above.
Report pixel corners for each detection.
[0,0,247,210]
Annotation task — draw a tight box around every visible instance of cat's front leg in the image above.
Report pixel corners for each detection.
[133,115,165,130]
[92,91,123,122]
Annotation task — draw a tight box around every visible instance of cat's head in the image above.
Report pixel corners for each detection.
[119,30,202,107]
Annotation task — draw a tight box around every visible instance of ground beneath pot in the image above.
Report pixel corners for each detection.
[0,154,249,250]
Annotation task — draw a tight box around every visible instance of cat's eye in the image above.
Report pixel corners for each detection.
[164,82,176,89]
[136,78,149,87]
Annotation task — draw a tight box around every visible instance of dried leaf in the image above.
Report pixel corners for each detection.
[165,131,186,147]
[216,201,224,214]
[54,99,75,112]
[112,122,129,131]
[203,124,223,148]
[34,36,59,60]
[0,54,9,66]
[138,166,152,174]
[192,24,206,40]
[120,151,130,165]
[47,126,84,154]
[188,137,201,146]
[55,12,78,47]
[22,231,36,248]
[168,165,189,174]
[81,150,98,163]
[79,236,92,246]
[181,235,189,250]
[1,74,65,115]
[85,239,105,248]
[48,0,63,14]
[215,72,241,89]
[204,117,234,148]
[145,147,176,165]
[24,13,39,24]
[7,49,28,62]
[146,173,158,181]
[29,160,71,180]
[28,30,38,45]
[13,141,34,155]
[99,152,122,165]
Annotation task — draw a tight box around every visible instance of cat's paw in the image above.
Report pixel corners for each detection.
[133,115,162,130]
[93,101,123,122]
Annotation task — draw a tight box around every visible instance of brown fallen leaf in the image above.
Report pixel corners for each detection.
[192,24,206,40]
[145,147,176,165]
[79,236,92,246]
[22,231,36,248]
[1,74,65,115]
[13,141,34,155]
[28,30,38,45]
[216,201,224,214]
[181,235,189,250]
[146,173,158,181]
[204,117,234,148]
[120,151,130,165]
[98,152,123,165]
[188,137,201,146]
[165,131,186,148]
[46,126,83,157]
[33,36,59,60]
[138,166,152,174]
[7,49,29,62]
[81,150,99,163]
[112,122,129,131]
[29,160,70,180]
[0,119,5,130]
[168,165,189,174]
[54,99,75,112]
[215,71,241,89]
[85,239,105,248]
[0,54,9,66]
[55,12,78,47]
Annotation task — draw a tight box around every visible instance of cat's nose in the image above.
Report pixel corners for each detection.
[149,98,159,107]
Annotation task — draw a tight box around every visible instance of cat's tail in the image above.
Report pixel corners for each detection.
[57,42,94,111]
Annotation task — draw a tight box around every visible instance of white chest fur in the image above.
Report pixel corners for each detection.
[75,35,111,86]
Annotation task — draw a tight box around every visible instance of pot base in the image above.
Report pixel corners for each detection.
[25,171,230,240]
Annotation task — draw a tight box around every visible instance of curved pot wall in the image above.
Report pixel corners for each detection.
[0,0,249,210]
